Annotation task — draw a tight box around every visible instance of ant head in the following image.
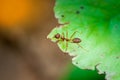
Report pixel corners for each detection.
[54,33,60,39]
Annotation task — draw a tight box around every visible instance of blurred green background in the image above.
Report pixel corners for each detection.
[0,0,105,80]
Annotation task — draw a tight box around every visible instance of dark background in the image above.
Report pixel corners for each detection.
[0,0,71,80]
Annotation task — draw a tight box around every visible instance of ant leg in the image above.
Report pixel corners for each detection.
[55,39,61,43]
[66,31,68,39]
[61,32,67,51]
[62,32,65,38]
[65,31,68,52]
[55,37,63,43]
[70,31,82,39]
[65,41,68,52]
[70,31,77,39]
[77,43,88,52]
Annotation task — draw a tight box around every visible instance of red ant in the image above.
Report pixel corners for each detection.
[54,31,87,52]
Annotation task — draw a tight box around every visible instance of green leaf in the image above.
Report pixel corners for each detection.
[47,0,120,80]
[61,64,105,80]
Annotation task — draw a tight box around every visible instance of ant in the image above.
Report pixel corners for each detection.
[54,31,87,52]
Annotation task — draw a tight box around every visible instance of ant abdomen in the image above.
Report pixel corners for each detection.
[72,38,81,43]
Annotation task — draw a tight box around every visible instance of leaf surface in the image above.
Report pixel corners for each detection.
[47,0,120,80]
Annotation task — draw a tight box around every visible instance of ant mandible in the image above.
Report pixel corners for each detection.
[54,31,86,52]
